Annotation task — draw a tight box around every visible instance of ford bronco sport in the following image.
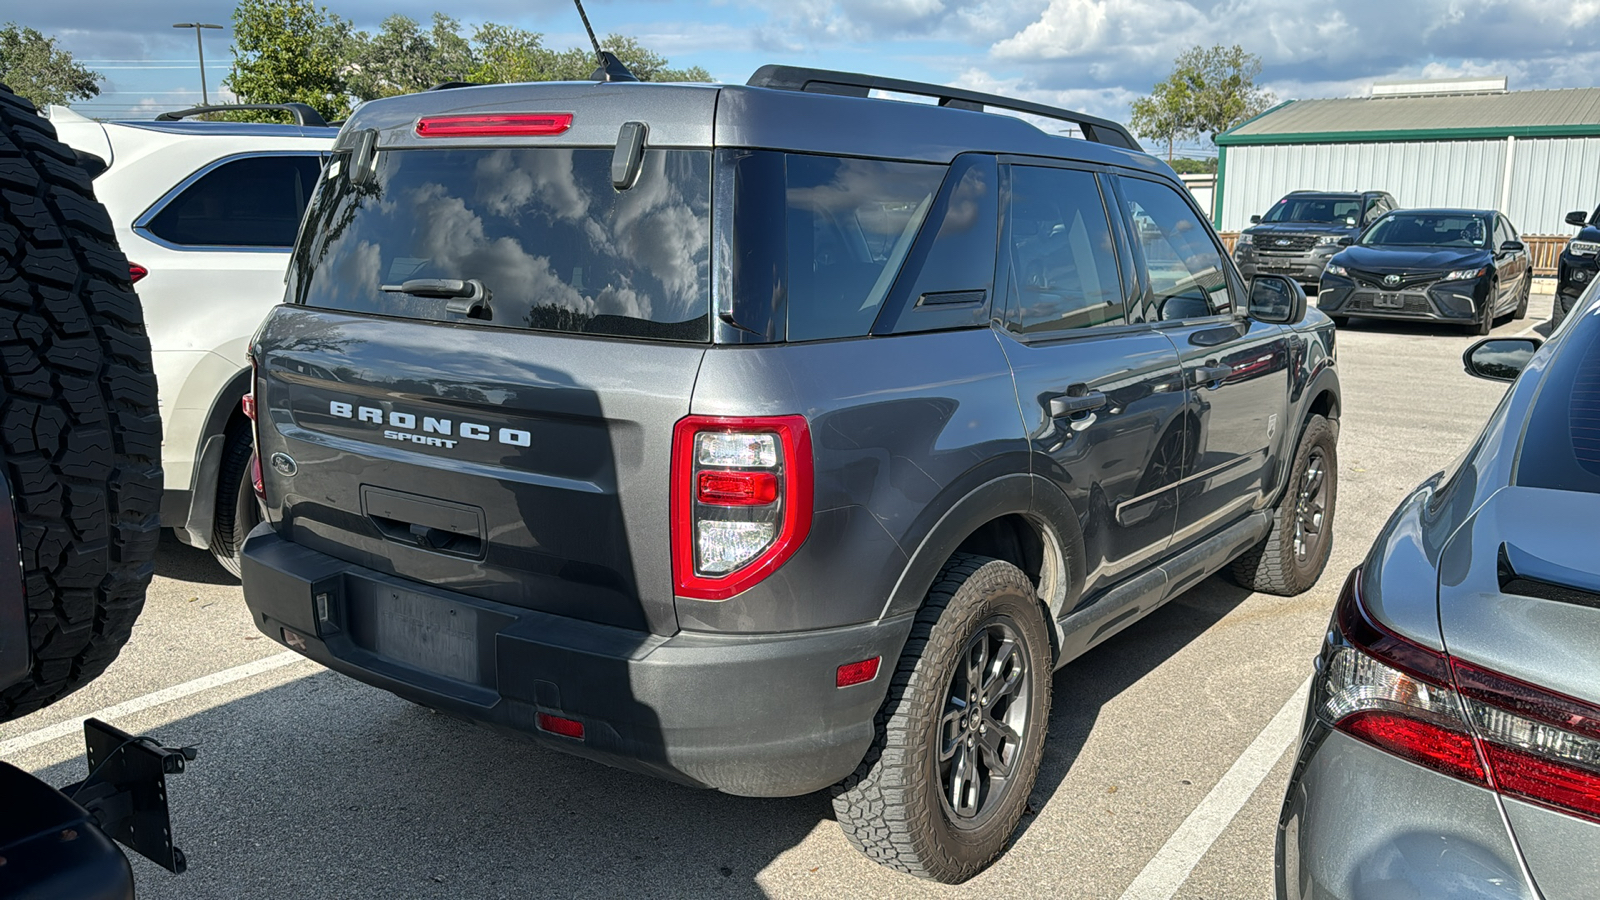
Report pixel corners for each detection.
[240,66,1341,882]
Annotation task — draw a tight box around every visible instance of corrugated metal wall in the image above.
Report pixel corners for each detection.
[1219,137,1600,234]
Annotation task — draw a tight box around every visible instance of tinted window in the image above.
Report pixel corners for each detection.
[1361,213,1488,249]
[1120,176,1232,319]
[146,154,323,248]
[1517,318,1600,494]
[784,155,945,342]
[876,154,998,335]
[1261,194,1362,225]
[1003,166,1124,334]
[293,148,712,342]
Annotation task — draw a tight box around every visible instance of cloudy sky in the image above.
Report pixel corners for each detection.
[22,0,1600,156]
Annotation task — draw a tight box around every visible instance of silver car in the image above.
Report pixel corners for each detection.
[1277,288,1600,899]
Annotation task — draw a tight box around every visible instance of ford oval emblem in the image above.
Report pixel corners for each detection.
[1275,238,1291,246]
[1383,274,1401,287]
[269,452,297,477]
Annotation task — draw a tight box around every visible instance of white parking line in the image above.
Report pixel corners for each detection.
[1117,674,1313,900]
[0,651,315,757]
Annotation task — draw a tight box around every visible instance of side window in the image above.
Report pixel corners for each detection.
[784,155,946,342]
[1003,166,1125,335]
[1119,176,1232,320]
[1363,198,1388,224]
[875,154,999,335]
[1494,218,1512,247]
[144,154,324,249]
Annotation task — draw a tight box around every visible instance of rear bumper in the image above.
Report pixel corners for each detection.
[1276,725,1536,900]
[240,525,913,797]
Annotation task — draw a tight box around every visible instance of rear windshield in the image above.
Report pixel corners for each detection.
[1261,195,1362,225]
[1518,312,1600,494]
[290,147,712,341]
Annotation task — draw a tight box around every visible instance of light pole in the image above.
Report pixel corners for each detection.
[172,22,223,107]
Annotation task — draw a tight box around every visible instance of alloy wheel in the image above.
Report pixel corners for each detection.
[1293,447,1328,563]
[938,617,1032,827]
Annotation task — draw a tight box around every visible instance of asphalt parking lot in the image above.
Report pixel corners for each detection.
[1,287,1558,900]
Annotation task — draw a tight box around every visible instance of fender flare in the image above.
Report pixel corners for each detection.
[1270,365,1341,507]
[878,473,1087,621]
[177,367,253,549]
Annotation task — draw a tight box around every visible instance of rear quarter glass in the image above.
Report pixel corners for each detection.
[290,146,712,341]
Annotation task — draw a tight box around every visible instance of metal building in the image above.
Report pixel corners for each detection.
[1212,78,1600,235]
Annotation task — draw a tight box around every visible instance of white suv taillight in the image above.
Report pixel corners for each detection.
[671,415,812,600]
[1319,568,1600,822]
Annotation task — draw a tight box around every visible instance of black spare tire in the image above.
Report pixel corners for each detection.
[0,84,162,723]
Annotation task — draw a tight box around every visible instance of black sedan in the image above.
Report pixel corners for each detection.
[1317,208,1533,334]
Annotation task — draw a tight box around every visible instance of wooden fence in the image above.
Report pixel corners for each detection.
[1216,233,1569,277]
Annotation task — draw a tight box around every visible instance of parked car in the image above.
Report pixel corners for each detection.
[1276,281,1600,900]
[239,65,1341,883]
[48,103,337,576]
[1317,208,1532,333]
[1233,190,1398,288]
[1553,205,1600,330]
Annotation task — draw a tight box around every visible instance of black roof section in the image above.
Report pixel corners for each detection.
[747,65,1141,152]
[156,103,329,128]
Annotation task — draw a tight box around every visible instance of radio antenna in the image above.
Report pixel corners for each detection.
[573,0,639,82]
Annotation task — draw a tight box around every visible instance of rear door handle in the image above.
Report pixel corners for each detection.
[1049,390,1108,418]
[1192,364,1233,387]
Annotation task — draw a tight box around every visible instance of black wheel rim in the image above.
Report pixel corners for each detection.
[937,616,1031,828]
[1293,447,1328,564]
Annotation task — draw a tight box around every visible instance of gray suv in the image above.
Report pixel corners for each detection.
[240,66,1342,882]
[1234,190,1398,288]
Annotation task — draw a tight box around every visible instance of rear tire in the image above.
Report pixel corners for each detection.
[1552,291,1573,331]
[0,84,161,722]
[1513,276,1530,320]
[208,420,260,579]
[1227,415,1336,596]
[832,554,1052,883]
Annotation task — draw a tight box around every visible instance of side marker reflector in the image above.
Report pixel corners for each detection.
[536,713,585,740]
[837,657,881,688]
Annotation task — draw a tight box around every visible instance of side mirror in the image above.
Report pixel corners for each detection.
[1337,235,1354,246]
[1463,337,1541,382]
[1568,210,1589,227]
[1250,214,1262,224]
[1247,274,1306,325]
[1500,240,1525,253]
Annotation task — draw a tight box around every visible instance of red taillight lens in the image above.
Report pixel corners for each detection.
[241,392,256,421]
[837,657,881,688]
[416,113,573,137]
[128,263,148,283]
[670,415,813,601]
[535,712,585,740]
[1321,567,1600,823]
[250,453,264,498]
[697,470,778,506]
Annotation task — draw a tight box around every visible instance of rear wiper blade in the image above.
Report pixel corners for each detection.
[380,278,491,319]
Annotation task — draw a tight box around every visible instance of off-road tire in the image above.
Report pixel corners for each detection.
[1227,415,1336,596]
[1513,276,1530,320]
[209,420,260,579]
[0,84,161,723]
[1552,291,1573,332]
[831,554,1052,883]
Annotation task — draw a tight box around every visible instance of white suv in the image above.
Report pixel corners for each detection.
[48,104,336,575]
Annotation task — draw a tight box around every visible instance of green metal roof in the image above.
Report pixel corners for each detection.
[1216,88,1600,146]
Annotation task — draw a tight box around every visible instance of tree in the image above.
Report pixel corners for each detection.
[1167,157,1217,175]
[346,13,474,101]
[223,0,353,122]
[1131,44,1274,155]
[468,27,709,85]
[0,23,100,108]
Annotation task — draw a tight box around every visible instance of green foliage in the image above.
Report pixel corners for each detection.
[223,0,353,122]
[468,28,710,84]
[346,13,474,101]
[0,22,100,108]
[1131,44,1274,155]
[1167,157,1218,175]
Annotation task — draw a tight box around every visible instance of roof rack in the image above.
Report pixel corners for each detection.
[746,65,1141,152]
[155,103,329,128]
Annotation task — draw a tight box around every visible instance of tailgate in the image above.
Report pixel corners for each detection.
[255,307,704,635]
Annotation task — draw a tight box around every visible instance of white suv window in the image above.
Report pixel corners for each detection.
[143,154,323,249]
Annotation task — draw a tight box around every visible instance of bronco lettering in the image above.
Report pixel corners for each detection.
[332,401,528,448]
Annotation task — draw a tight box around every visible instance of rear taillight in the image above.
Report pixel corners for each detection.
[1320,568,1600,822]
[671,415,812,601]
[128,263,148,283]
[245,353,264,499]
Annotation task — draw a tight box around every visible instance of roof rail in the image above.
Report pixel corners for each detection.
[746,65,1141,152]
[155,103,329,128]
